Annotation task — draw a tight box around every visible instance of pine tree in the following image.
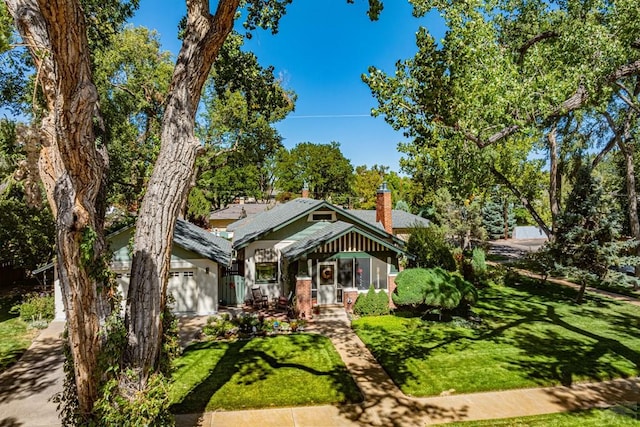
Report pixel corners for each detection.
[482,197,515,240]
[548,164,638,303]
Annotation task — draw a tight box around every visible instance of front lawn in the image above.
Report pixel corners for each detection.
[352,275,640,397]
[170,333,362,413]
[442,406,640,426]
[0,295,38,372]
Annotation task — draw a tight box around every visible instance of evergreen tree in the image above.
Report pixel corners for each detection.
[548,164,638,303]
[483,197,516,240]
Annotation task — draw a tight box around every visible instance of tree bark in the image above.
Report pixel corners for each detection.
[125,0,240,386]
[6,0,109,416]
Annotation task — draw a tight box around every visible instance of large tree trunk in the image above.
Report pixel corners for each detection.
[124,0,240,387]
[6,0,110,416]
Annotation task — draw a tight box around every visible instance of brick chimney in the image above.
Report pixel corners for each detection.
[301,181,310,199]
[376,182,393,234]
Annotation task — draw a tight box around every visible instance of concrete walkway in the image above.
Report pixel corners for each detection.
[0,320,65,427]
[175,307,640,426]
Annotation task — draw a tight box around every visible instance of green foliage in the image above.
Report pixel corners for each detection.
[482,198,515,240]
[274,142,354,200]
[353,286,389,316]
[406,224,456,271]
[546,164,639,299]
[393,267,477,311]
[10,293,54,327]
[202,314,237,339]
[0,3,11,53]
[471,248,487,280]
[95,371,173,427]
[395,200,410,212]
[431,188,487,248]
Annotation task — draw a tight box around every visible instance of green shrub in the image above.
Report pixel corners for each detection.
[407,225,456,271]
[11,293,54,327]
[392,267,477,312]
[353,286,389,316]
[202,314,236,339]
[471,247,487,280]
[392,269,431,306]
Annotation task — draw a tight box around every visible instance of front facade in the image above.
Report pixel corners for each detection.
[224,185,429,317]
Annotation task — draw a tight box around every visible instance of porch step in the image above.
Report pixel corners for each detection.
[315,305,349,322]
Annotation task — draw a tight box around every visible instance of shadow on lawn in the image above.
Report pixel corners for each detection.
[355,276,640,397]
[171,333,361,417]
[507,304,640,387]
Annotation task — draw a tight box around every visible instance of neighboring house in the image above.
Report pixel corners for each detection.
[224,183,429,317]
[54,219,231,320]
[208,201,275,238]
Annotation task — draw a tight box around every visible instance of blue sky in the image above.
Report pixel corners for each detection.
[131,1,445,172]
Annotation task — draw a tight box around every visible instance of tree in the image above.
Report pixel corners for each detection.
[274,141,354,201]
[5,0,384,421]
[364,0,640,239]
[547,164,638,303]
[483,194,516,240]
[188,32,295,216]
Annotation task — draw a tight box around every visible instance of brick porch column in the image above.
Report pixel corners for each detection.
[295,276,312,319]
[388,273,397,309]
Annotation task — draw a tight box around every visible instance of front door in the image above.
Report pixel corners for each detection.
[317,261,336,305]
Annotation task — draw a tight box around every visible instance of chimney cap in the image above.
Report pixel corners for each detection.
[377,181,390,193]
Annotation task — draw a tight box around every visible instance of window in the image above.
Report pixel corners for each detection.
[355,258,371,291]
[255,248,278,283]
[169,272,180,278]
[183,271,194,277]
[256,262,277,283]
[308,211,336,222]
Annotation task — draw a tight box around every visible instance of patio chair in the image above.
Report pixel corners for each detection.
[251,287,269,309]
[276,291,293,311]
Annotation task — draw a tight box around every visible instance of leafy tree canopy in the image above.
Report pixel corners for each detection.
[274,141,354,202]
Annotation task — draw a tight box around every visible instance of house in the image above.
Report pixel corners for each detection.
[54,184,429,320]
[223,183,429,317]
[54,219,231,320]
[208,200,275,238]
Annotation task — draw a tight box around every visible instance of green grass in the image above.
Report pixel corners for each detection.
[0,295,38,372]
[352,275,640,397]
[170,333,362,413]
[441,406,640,426]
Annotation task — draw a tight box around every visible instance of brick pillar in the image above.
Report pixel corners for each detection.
[295,276,312,319]
[376,182,393,234]
[343,290,359,313]
[388,274,397,308]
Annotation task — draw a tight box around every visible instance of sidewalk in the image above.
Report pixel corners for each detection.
[0,320,65,427]
[175,308,640,426]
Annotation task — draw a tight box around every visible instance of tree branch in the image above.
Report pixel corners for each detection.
[517,31,559,65]
[490,165,551,238]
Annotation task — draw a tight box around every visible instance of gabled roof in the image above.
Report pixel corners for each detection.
[280,220,406,261]
[209,203,275,221]
[230,198,326,248]
[173,219,232,266]
[229,198,408,249]
[346,209,430,229]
